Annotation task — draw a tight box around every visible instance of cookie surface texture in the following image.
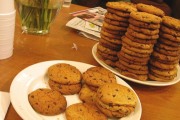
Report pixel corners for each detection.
[48,63,82,84]
[79,84,96,104]
[162,16,180,31]
[97,83,137,106]
[65,103,107,120]
[128,18,160,29]
[95,83,137,118]
[130,11,162,24]
[137,3,165,17]
[82,67,116,88]
[106,1,137,12]
[28,88,67,115]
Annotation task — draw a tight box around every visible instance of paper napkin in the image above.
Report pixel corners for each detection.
[0,91,10,120]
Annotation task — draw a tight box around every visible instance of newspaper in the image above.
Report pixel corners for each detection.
[70,7,107,27]
[66,17,101,41]
[66,7,107,41]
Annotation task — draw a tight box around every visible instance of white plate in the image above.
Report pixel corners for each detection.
[92,43,180,86]
[10,60,142,120]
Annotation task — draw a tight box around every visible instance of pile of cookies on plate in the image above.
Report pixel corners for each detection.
[97,2,137,67]
[97,2,180,81]
[28,63,138,119]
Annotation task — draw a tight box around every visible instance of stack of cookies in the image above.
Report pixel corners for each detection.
[95,83,137,118]
[79,67,117,104]
[149,16,180,81]
[47,63,82,95]
[97,2,137,67]
[116,11,162,81]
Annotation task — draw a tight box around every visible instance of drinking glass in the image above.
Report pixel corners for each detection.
[15,0,64,34]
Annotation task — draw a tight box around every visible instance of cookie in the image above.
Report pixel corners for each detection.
[126,28,159,40]
[119,59,148,71]
[118,70,148,81]
[159,32,180,42]
[101,29,124,39]
[102,59,116,67]
[97,51,117,68]
[130,11,162,24]
[160,25,180,37]
[155,43,180,51]
[97,83,137,108]
[148,73,175,81]
[150,71,176,80]
[129,24,159,35]
[162,16,180,31]
[129,18,160,29]
[149,59,176,70]
[28,88,67,115]
[158,37,180,47]
[154,47,180,57]
[82,66,116,88]
[152,50,179,62]
[96,83,137,118]
[122,41,153,54]
[137,3,165,17]
[48,79,81,95]
[121,46,150,58]
[103,21,127,31]
[86,84,99,92]
[96,97,134,118]
[118,50,150,63]
[152,57,180,64]
[125,32,157,44]
[99,39,121,51]
[118,53,147,65]
[106,1,137,13]
[122,36,154,50]
[95,102,129,118]
[101,27,126,35]
[97,49,119,61]
[65,103,107,120]
[104,18,129,27]
[101,34,122,45]
[107,7,130,18]
[79,84,96,104]
[105,12,128,22]
[149,66,177,77]
[48,63,82,84]
[115,60,148,74]
[97,43,118,56]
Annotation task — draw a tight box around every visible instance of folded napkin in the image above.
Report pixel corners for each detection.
[0,91,10,120]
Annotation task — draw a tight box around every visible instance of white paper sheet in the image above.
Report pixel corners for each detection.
[66,17,101,39]
[0,92,10,120]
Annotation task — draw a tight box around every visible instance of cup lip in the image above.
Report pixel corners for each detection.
[0,10,16,16]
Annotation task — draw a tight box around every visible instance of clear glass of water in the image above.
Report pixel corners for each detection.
[15,0,64,35]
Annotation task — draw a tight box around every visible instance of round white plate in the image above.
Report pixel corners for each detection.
[10,60,142,120]
[92,43,180,86]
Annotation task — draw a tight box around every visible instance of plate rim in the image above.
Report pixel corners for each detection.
[10,60,142,120]
[92,43,180,86]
